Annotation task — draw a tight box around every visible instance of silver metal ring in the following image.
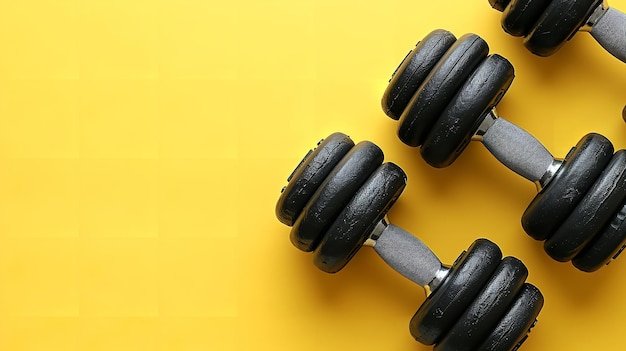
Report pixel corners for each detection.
[581,1,609,32]
[535,158,563,191]
[364,217,389,247]
[424,265,450,296]
[471,108,498,141]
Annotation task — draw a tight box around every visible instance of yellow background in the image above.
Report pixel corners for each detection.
[0,0,625,350]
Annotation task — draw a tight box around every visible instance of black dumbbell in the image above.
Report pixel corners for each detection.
[382,29,626,272]
[275,132,543,351]
[488,0,626,62]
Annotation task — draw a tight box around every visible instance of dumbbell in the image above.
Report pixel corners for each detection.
[275,132,543,351]
[488,0,626,62]
[381,29,626,272]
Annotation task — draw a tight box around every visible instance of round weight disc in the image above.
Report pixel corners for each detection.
[410,239,502,345]
[420,54,514,168]
[435,257,528,351]
[477,283,544,351]
[397,34,489,147]
[490,0,512,11]
[501,0,551,36]
[290,141,383,252]
[545,150,626,262]
[382,30,457,120]
[276,132,354,226]
[573,152,626,273]
[312,162,407,273]
[523,0,602,56]
[522,133,614,241]
[573,201,626,272]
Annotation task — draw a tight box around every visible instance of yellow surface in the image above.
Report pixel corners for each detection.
[0,0,625,350]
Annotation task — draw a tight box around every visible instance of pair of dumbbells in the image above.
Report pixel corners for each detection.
[276,132,543,351]
[382,29,626,272]
[488,0,626,62]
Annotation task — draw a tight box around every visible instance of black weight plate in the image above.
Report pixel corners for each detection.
[312,162,407,273]
[410,239,502,345]
[490,0,512,11]
[477,283,544,351]
[276,132,354,226]
[435,257,528,351]
[574,179,626,271]
[420,54,514,168]
[573,203,626,271]
[522,133,614,241]
[397,34,489,147]
[545,150,626,262]
[290,141,383,252]
[523,0,602,56]
[382,30,457,120]
[502,0,551,36]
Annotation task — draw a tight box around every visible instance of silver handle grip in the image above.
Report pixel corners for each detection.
[373,223,444,288]
[482,118,555,184]
[591,7,626,63]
